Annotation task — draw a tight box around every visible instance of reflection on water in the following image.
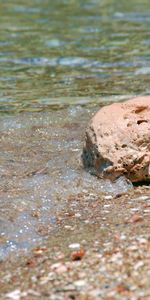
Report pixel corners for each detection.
[0,0,150,113]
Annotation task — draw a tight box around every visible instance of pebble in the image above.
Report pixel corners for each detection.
[68,243,81,250]
[5,289,27,300]
[74,280,86,287]
[75,213,81,218]
[104,195,113,200]
[134,261,144,270]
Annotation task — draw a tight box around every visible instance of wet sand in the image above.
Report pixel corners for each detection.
[1,186,150,299]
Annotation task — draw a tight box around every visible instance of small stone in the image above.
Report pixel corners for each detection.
[69,243,81,250]
[138,237,148,244]
[104,195,113,200]
[64,225,73,230]
[71,248,85,261]
[127,214,143,223]
[74,279,86,287]
[134,261,144,270]
[75,213,81,218]
[50,262,67,273]
[5,289,27,300]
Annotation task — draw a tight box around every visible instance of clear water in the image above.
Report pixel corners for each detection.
[0,0,150,258]
[0,0,150,113]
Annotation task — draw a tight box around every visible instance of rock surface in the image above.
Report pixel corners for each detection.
[82,97,150,182]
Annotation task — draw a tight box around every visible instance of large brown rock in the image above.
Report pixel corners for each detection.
[82,97,150,182]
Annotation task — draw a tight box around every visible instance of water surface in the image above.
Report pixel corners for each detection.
[0,0,150,113]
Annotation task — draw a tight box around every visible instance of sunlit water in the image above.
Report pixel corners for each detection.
[0,0,150,258]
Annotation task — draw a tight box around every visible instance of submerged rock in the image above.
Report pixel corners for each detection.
[82,96,150,183]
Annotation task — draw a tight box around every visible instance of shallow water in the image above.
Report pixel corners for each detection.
[0,104,133,259]
[0,0,150,113]
[0,0,150,258]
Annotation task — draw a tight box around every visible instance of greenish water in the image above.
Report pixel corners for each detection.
[0,0,150,113]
